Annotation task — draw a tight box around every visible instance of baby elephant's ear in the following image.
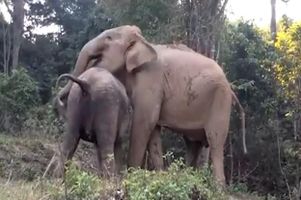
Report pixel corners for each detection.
[125,34,157,72]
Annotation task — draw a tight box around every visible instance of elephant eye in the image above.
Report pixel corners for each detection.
[106,35,112,40]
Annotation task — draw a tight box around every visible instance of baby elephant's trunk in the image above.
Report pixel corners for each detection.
[56,74,90,96]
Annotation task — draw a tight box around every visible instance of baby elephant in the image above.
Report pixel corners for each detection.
[56,67,132,177]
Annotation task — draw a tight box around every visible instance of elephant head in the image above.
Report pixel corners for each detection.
[55,25,157,109]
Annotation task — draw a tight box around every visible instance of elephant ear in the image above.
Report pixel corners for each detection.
[125,35,157,73]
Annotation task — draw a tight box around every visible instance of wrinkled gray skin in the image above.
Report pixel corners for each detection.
[56,67,132,177]
[54,25,247,186]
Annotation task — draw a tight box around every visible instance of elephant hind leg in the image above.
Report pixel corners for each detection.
[61,122,80,162]
[184,137,200,167]
[115,109,132,172]
[204,88,231,187]
[195,146,210,168]
[95,113,118,177]
[114,139,123,173]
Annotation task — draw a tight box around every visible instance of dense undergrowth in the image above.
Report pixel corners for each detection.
[0,134,271,200]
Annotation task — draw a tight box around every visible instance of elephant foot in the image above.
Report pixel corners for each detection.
[98,157,116,179]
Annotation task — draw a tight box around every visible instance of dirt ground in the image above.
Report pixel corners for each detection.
[0,134,98,181]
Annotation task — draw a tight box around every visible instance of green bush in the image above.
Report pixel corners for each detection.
[22,104,63,135]
[48,162,102,200]
[46,159,227,200]
[64,163,101,200]
[0,68,40,132]
[0,157,267,200]
[123,159,226,200]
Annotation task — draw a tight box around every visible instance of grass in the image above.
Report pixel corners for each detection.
[0,179,51,200]
[0,134,269,200]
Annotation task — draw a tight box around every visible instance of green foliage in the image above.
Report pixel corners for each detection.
[229,182,249,193]
[64,163,101,200]
[25,0,114,102]
[45,162,102,200]
[221,21,277,119]
[275,19,301,107]
[22,104,63,135]
[0,68,40,132]
[21,34,59,103]
[220,20,301,200]
[124,159,225,200]
[105,0,183,43]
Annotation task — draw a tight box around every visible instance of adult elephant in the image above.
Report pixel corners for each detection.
[55,25,246,186]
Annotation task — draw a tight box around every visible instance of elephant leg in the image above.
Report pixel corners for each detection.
[195,146,210,168]
[95,114,118,177]
[61,122,80,162]
[114,139,124,173]
[57,121,80,177]
[127,94,161,168]
[195,130,210,168]
[147,126,164,170]
[183,136,200,167]
[204,90,231,187]
[96,133,116,177]
[115,110,132,173]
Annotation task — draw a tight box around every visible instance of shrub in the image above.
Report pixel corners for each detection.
[49,162,123,200]
[48,163,102,200]
[22,103,63,135]
[47,160,228,200]
[64,163,101,200]
[123,159,226,200]
[0,68,40,132]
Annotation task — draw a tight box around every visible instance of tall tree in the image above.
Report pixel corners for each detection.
[0,12,11,75]
[270,0,290,42]
[11,0,25,69]
[270,0,276,41]
[181,0,228,60]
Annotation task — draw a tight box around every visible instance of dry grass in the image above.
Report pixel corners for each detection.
[0,179,52,200]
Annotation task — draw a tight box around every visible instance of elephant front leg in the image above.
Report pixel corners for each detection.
[127,119,155,168]
[127,99,161,168]
[146,126,164,170]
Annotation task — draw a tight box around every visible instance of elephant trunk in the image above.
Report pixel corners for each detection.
[231,91,247,154]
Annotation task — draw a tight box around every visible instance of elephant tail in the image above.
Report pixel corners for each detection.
[231,91,247,154]
[56,74,90,98]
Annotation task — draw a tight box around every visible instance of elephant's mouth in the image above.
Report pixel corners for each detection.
[89,56,103,67]
[89,53,103,61]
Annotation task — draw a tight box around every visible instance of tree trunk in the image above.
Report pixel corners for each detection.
[182,0,227,60]
[270,0,277,42]
[2,22,11,75]
[11,0,25,70]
